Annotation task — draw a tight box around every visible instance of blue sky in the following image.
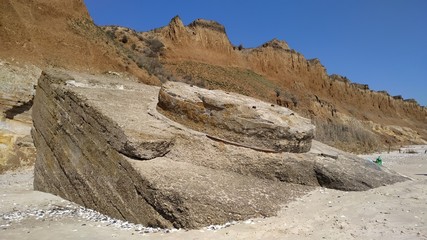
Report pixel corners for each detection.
[84,0,427,106]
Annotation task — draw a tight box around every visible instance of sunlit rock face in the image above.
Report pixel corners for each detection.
[0,61,40,173]
[32,69,407,229]
[158,81,315,153]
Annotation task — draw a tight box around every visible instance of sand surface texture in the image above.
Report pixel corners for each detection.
[1,146,426,240]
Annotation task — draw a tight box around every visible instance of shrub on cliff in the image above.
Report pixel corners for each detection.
[314,119,381,153]
[145,39,164,57]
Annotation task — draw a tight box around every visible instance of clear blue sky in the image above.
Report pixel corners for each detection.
[84,0,427,106]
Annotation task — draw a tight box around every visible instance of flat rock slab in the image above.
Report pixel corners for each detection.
[158,81,314,153]
[32,69,407,229]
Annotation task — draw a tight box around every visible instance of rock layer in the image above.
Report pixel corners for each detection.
[0,61,40,172]
[158,81,314,153]
[32,70,407,229]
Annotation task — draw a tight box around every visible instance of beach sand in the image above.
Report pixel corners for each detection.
[1,147,426,240]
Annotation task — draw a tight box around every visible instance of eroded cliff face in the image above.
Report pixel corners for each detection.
[112,16,426,152]
[32,69,406,229]
[0,0,158,85]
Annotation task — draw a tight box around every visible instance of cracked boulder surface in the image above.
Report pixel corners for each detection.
[32,69,408,229]
[158,81,314,153]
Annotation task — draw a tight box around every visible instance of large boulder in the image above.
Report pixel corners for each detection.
[158,81,314,153]
[32,69,407,229]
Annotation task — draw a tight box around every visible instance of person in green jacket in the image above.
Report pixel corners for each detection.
[374,156,382,166]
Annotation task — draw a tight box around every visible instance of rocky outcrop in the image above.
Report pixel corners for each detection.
[158,81,314,153]
[330,74,351,84]
[261,39,290,50]
[33,70,407,229]
[351,83,370,90]
[0,61,40,172]
[188,19,226,33]
[0,61,40,121]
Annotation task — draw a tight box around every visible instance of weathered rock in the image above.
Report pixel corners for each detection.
[165,137,407,191]
[158,81,314,153]
[32,70,311,228]
[0,128,36,173]
[0,61,40,172]
[261,38,290,50]
[309,141,407,190]
[188,18,226,33]
[32,69,407,229]
[0,61,40,122]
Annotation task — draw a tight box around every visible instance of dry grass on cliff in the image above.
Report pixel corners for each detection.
[166,61,279,102]
[314,119,381,153]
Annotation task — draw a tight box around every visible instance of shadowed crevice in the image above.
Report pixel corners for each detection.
[4,97,34,119]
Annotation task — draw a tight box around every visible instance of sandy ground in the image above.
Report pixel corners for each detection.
[1,147,426,240]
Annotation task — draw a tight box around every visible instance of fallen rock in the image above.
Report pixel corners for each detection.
[32,70,312,228]
[0,61,40,172]
[166,138,407,191]
[158,81,314,153]
[0,61,40,122]
[32,69,407,229]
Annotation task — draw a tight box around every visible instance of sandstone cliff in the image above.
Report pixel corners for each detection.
[108,16,426,152]
[0,0,158,85]
[32,70,406,229]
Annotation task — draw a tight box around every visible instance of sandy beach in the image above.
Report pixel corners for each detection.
[1,146,426,240]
